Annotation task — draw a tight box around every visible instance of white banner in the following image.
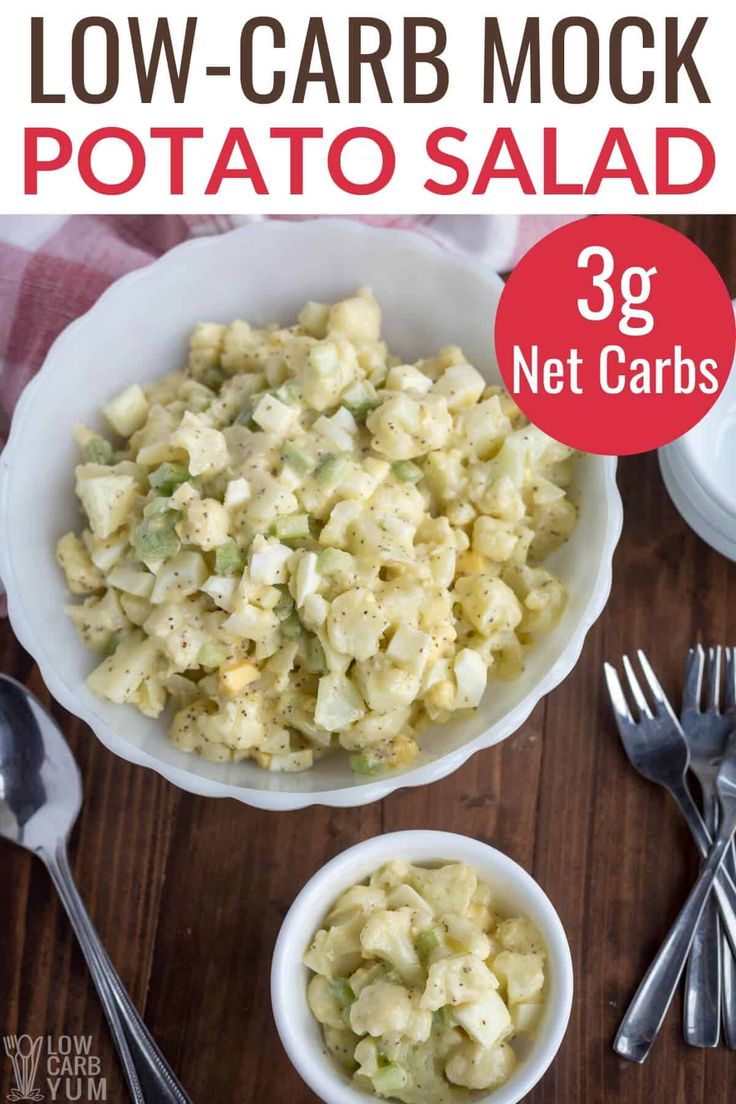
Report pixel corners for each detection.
[1,0,734,212]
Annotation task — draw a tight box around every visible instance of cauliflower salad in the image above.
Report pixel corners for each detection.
[304,860,546,1101]
[56,289,577,774]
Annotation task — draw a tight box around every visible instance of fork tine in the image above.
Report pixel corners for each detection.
[636,649,680,724]
[705,645,722,713]
[724,647,736,712]
[604,663,641,755]
[623,654,654,720]
[682,645,704,714]
[604,662,635,725]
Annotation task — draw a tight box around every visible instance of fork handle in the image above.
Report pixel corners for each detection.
[615,812,736,1063]
[672,781,736,957]
[683,787,721,1047]
[722,840,736,1048]
[698,784,736,1048]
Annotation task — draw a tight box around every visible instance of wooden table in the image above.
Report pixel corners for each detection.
[2,215,735,1103]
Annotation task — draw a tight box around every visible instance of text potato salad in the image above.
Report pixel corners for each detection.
[57,289,578,773]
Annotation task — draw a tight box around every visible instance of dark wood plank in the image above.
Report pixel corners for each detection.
[3,214,736,1102]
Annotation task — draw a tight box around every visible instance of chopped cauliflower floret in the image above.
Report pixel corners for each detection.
[307,975,344,1030]
[453,988,513,1049]
[349,980,413,1038]
[327,588,388,661]
[446,1041,517,1090]
[454,575,523,637]
[169,411,229,477]
[421,954,497,1010]
[56,532,104,594]
[328,290,381,344]
[75,470,138,540]
[492,950,546,1005]
[178,497,230,551]
[103,383,148,437]
[360,909,422,986]
[367,391,452,460]
[432,363,486,411]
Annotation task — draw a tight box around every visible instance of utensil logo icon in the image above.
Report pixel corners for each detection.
[2,1035,44,1101]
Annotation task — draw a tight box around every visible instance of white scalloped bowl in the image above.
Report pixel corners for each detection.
[0,219,622,809]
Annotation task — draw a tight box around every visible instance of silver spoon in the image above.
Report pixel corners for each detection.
[0,674,191,1103]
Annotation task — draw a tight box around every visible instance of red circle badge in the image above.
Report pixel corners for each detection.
[494,216,735,455]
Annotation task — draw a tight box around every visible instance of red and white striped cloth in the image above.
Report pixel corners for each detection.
[0,213,580,450]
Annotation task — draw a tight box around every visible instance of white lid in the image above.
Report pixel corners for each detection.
[658,302,736,559]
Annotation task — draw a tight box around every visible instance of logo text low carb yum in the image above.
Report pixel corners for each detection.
[3,1035,106,1102]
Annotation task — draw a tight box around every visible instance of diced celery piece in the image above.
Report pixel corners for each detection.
[315,453,350,484]
[102,632,121,657]
[391,460,423,484]
[416,929,440,958]
[150,462,190,496]
[133,506,180,562]
[317,548,353,575]
[235,401,257,428]
[197,642,228,668]
[185,381,215,411]
[273,513,310,541]
[144,496,179,520]
[341,380,379,422]
[303,633,326,674]
[309,343,339,375]
[275,379,300,405]
[350,754,385,776]
[198,365,226,391]
[432,1007,452,1030]
[381,969,401,987]
[214,540,244,576]
[281,610,303,638]
[282,442,312,474]
[329,978,355,1006]
[274,585,295,616]
[133,525,178,562]
[372,1064,408,1095]
[82,434,114,465]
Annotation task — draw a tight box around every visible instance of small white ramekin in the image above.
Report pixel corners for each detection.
[271,831,573,1104]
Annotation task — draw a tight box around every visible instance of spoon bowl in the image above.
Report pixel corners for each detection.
[0,675,81,854]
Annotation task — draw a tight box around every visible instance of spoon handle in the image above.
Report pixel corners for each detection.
[44,843,191,1104]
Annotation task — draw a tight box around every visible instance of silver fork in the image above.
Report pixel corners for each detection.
[614,724,736,1062]
[681,645,736,1048]
[604,654,736,986]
